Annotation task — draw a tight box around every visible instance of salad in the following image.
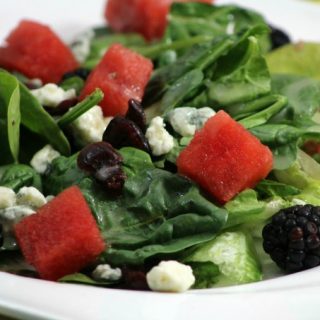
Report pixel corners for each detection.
[1,0,320,293]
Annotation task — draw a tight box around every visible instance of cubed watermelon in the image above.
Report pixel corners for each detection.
[177,111,273,203]
[0,20,78,83]
[80,44,153,117]
[14,186,105,281]
[105,0,213,41]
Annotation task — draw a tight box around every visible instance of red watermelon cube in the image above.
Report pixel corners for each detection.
[177,111,273,203]
[80,44,153,117]
[14,186,105,281]
[105,0,213,41]
[0,20,78,83]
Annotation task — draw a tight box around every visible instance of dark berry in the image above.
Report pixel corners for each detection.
[262,205,320,273]
[61,68,91,81]
[269,25,291,50]
[103,116,150,153]
[77,142,126,193]
[126,99,147,133]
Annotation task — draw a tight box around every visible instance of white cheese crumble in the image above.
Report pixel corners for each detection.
[145,116,174,156]
[71,29,95,64]
[92,264,122,282]
[30,144,61,174]
[70,105,112,147]
[146,261,195,293]
[16,187,47,209]
[0,205,35,222]
[31,83,76,108]
[0,187,16,209]
[168,107,216,137]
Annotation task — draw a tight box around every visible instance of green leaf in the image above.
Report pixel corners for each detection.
[255,179,300,199]
[0,71,21,164]
[239,95,287,129]
[266,42,320,80]
[59,76,85,95]
[187,261,220,289]
[0,164,42,192]
[19,82,70,156]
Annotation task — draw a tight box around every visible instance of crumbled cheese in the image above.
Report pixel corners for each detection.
[0,187,16,209]
[30,144,61,174]
[31,83,76,108]
[145,116,174,156]
[16,187,47,209]
[46,195,55,203]
[146,261,195,293]
[0,205,35,222]
[168,107,216,137]
[70,106,111,146]
[92,264,122,282]
[29,78,43,88]
[71,29,95,63]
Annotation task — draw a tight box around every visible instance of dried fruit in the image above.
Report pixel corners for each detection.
[62,68,91,81]
[78,141,126,192]
[126,99,147,133]
[103,116,150,153]
[46,97,79,115]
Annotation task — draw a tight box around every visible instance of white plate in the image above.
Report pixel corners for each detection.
[1,0,320,319]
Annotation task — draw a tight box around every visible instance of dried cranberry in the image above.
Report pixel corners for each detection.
[126,99,147,133]
[103,116,150,153]
[122,267,150,291]
[77,142,126,193]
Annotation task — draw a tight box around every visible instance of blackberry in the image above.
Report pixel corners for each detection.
[262,205,320,273]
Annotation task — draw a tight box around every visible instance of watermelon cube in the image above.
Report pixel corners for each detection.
[105,0,213,41]
[177,111,273,203]
[0,20,78,83]
[80,44,153,117]
[14,186,105,281]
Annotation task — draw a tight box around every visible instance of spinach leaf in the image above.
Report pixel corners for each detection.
[19,82,70,156]
[266,42,320,80]
[239,95,287,129]
[165,3,270,55]
[205,36,270,107]
[59,76,84,95]
[43,153,86,196]
[0,164,42,192]
[0,71,21,164]
[250,124,320,169]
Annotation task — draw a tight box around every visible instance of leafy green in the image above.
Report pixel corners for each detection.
[224,189,286,229]
[0,164,42,192]
[266,42,320,80]
[0,71,21,164]
[255,180,300,199]
[187,261,220,289]
[184,231,262,285]
[59,76,85,95]
[250,124,320,169]
[270,74,320,122]
[43,153,85,195]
